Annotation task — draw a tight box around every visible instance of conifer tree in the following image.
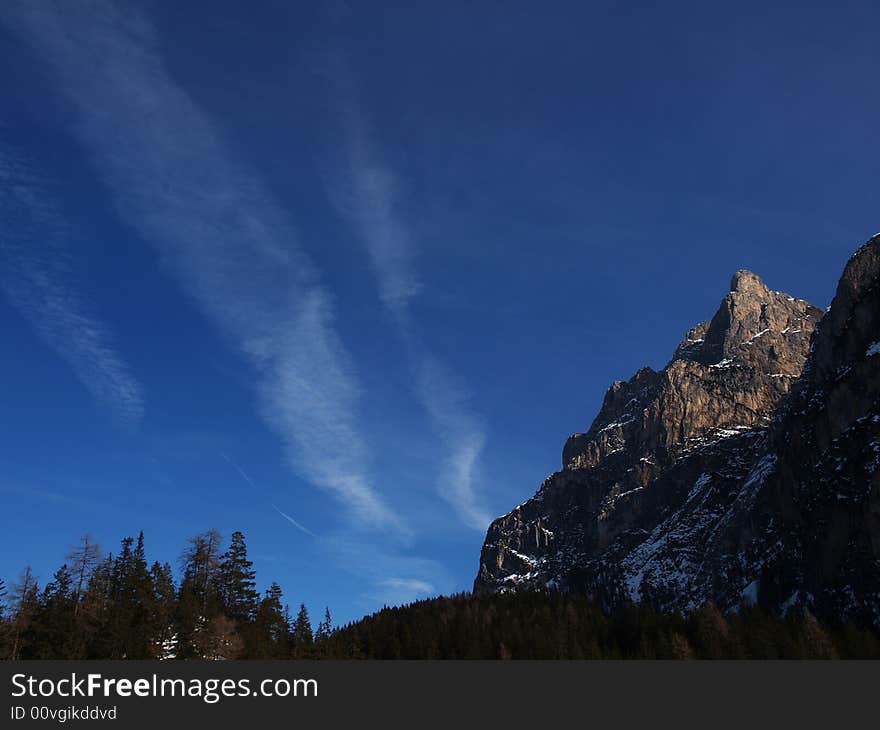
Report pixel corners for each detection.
[99,534,156,659]
[105,540,125,656]
[127,532,154,658]
[251,582,288,658]
[8,567,39,660]
[106,537,134,657]
[318,607,331,635]
[282,604,293,655]
[80,554,114,658]
[314,607,333,656]
[292,603,313,658]
[219,531,258,624]
[149,561,177,659]
[32,565,76,659]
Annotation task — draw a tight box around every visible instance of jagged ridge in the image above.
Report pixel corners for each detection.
[475,236,880,626]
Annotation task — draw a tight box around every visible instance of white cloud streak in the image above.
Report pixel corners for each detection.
[322,56,492,531]
[271,504,318,539]
[0,151,145,424]
[219,451,318,539]
[414,353,492,531]
[218,451,260,491]
[2,1,403,532]
[330,104,422,319]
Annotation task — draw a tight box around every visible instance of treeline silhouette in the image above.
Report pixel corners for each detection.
[325,592,880,659]
[1,530,325,660]
[3,530,878,659]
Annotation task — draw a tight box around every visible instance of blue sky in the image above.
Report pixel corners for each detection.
[0,0,876,625]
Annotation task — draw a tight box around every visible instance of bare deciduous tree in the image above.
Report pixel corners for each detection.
[66,534,101,617]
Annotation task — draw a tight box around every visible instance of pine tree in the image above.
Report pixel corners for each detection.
[9,567,39,660]
[108,537,134,657]
[149,562,177,659]
[251,582,289,658]
[292,603,313,658]
[127,532,154,658]
[314,606,332,657]
[315,607,332,639]
[218,531,258,624]
[80,554,114,659]
[282,604,293,654]
[100,534,155,659]
[32,565,76,658]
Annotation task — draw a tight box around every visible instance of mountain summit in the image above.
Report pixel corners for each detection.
[476,236,880,625]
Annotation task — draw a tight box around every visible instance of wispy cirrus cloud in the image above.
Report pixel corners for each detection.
[322,535,446,608]
[321,54,492,531]
[326,90,422,319]
[415,354,491,530]
[1,0,403,533]
[0,151,144,424]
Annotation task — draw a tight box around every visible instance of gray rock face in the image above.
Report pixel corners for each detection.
[475,237,880,625]
[750,239,880,624]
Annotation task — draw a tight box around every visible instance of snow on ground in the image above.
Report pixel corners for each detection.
[621,472,715,604]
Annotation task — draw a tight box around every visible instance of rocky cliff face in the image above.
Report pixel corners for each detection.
[475,236,880,625]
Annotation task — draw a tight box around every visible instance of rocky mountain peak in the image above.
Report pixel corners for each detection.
[562,272,822,473]
[730,269,767,295]
[679,270,819,368]
[476,235,880,626]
